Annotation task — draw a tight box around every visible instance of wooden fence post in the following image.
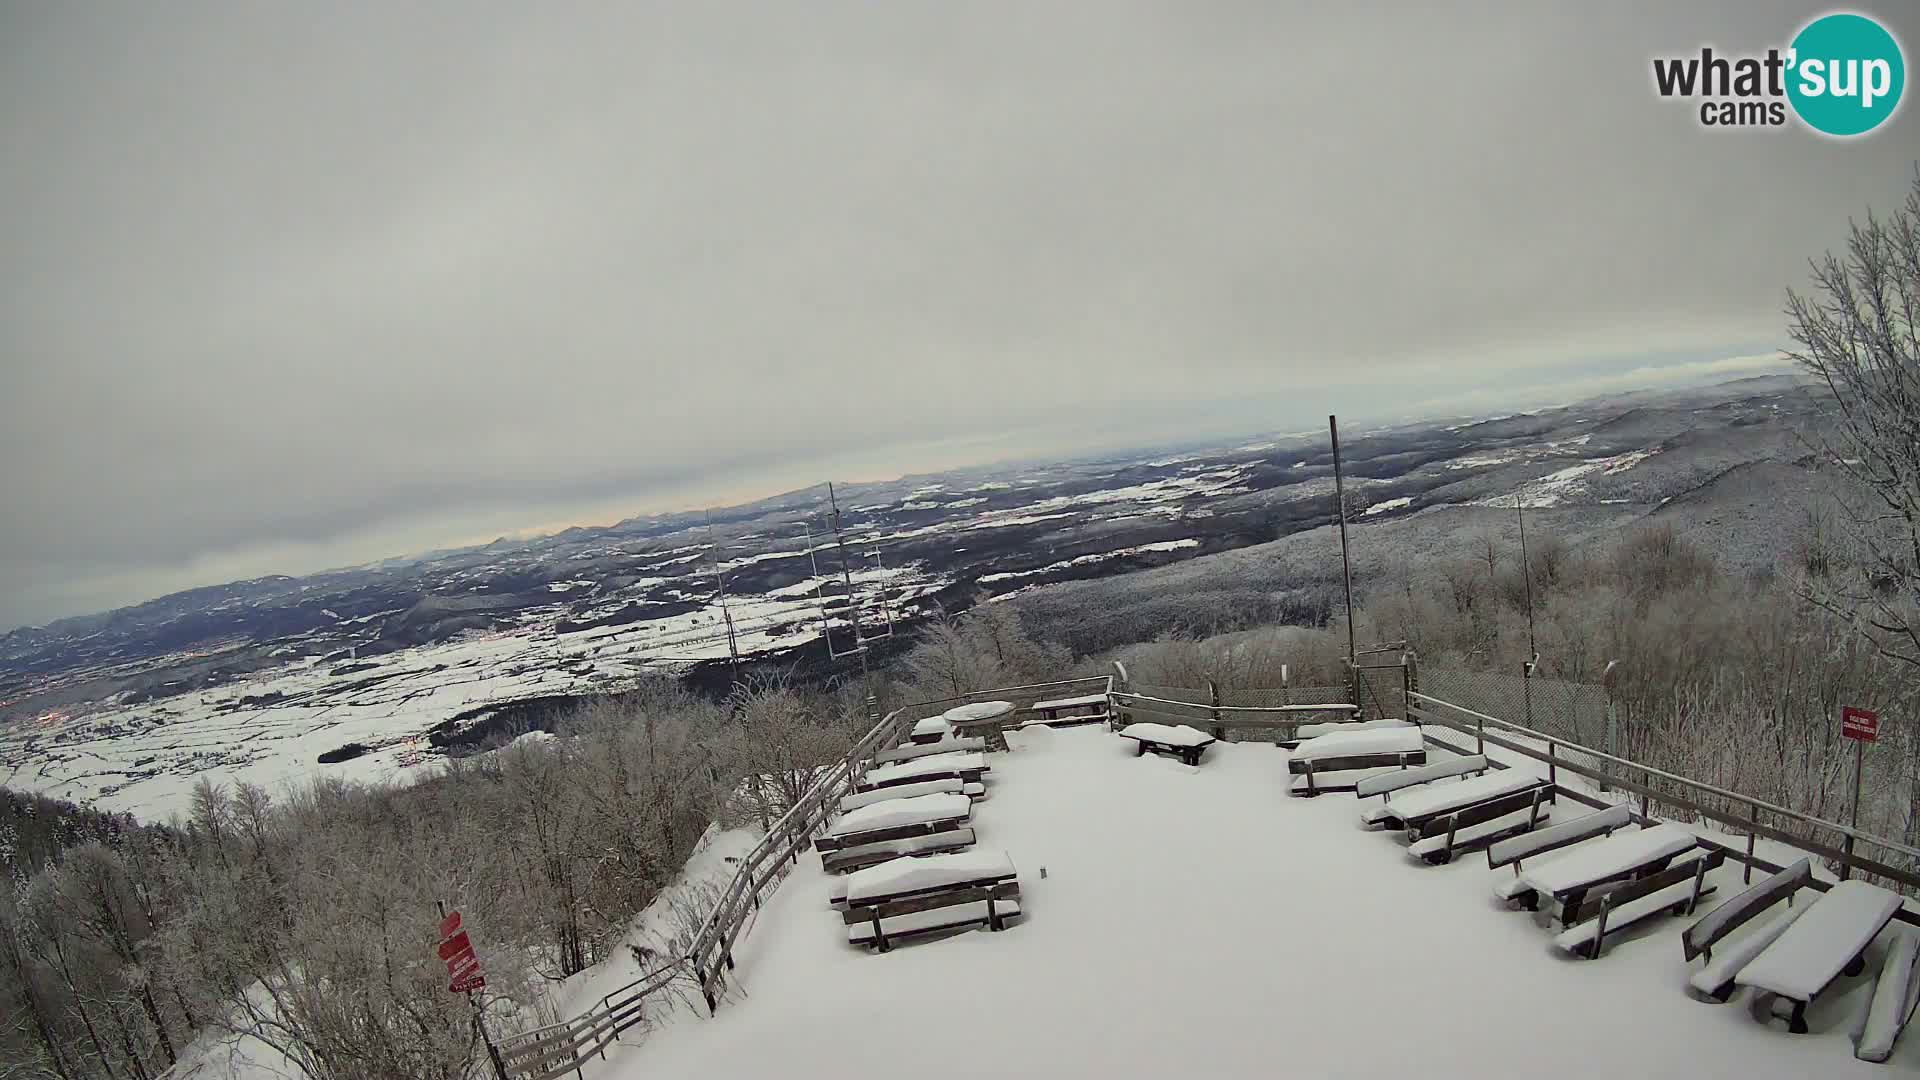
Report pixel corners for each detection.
[1208,678,1224,741]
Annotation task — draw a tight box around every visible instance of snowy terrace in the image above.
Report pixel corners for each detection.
[580,723,1915,1078]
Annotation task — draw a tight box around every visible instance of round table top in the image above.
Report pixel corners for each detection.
[942,700,1015,724]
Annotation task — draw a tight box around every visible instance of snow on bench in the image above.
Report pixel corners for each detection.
[1117,722,1216,766]
[1737,879,1902,1033]
[840,777,981,814]
[1689,903,1809,1002]
[841,849,1022,952]
[872,737,988,766]
[1855,931,1920,1062]
[1489,803,1633,877]
[1682,857,1813,963]
[859,752,990,791]
[1293,726,1425,762]
[1551,847,1722,959]
[909,715,952,744]
[1514,823,1698,907]
[1356,755,1488,800]
[827,848,1014,907]
[1288,717,1404,744]
[1027,693,1110,728]
[1363,769,1541,828]
[1292,726,1429,796]
[846,848,1017,905]
[817,793,971,851]
[1407,800,1552,864]
[945,701,1017,723]
[821,828,976,876]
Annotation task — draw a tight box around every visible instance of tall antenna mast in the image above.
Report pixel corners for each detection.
[704,510,741,685]
[1515,492,1539,727]
[827,482,879,724]
[828,483,865,647]
[866,544,897,637]
[1329,415,1358,668]
[802,517,837,655]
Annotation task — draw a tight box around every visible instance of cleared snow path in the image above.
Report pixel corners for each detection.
[605,726,1908,1078]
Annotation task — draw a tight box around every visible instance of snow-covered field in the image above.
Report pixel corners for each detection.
[606,726,1913,1078]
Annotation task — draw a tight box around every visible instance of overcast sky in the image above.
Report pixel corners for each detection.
[2,2,1915,631]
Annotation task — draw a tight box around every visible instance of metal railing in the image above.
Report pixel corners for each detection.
[499,674,1112,1080]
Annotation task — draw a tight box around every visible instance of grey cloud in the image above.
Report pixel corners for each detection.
[3,1,1915,628]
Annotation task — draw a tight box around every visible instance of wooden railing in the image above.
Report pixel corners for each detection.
[498,674,1112,1079]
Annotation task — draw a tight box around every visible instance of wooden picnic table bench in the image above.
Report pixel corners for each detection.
[942,701,1016,750]
[1406,783,1553,865]
[1736,879,1902,1034]
[820,827,977,875]
[872,737,988,767]
[1495,820,1720,957]
[1857,932,1920,1062]
[839,777,983,815]
[1360,768,1542,830]
[813,793,971,855]
[840,849,1021,952]
[1116,722,1217,766]
[1026,693,1111,728]
[908,715,952,745]
[855,752,990,793]
[1279,714,1395,748]
[1289,726,1428,796]
[1489,803,1634,902]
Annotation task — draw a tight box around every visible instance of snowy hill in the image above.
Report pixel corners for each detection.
[603,725,1911,1078]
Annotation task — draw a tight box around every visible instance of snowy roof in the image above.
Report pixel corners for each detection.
[862,752,987,787]
[1515,823,1697,896]
[845,849,1016,904]
[1380,768,1540,820]
[943,700,1015,722]
[1117,722,1214,747]
[824,793,971,838]
[1291,725,1424,761]
[1737,880,1902,1000]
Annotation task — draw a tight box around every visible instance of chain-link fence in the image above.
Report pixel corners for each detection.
[1419,666,1609,749]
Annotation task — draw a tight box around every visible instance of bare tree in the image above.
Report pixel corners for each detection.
[1787,167,1920,669]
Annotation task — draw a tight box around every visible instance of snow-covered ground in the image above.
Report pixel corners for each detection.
[605,725,1914,1078]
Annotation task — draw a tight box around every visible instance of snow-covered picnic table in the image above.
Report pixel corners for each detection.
[1736,879,1902,1031]
[1516,823,1696,897]
[839,848,1022,951]
[845,848,1017,905]
[942,700,1016,749]
[822,793,971,842]
[1027,693,1110,727]
[1363,768,1542,828]
[910,715,952,744]
[1291,725,1424,762]
[1116,722,1216,766]
[859,751,989,791]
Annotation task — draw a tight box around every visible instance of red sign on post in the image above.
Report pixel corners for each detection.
[437,910,486,993]
[1842,706,1879,742]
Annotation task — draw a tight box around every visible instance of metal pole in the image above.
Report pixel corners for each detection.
[1329,415,1357,675]
[705,511,741,687]
[1842,739,1863,882]
[828,483,880,725]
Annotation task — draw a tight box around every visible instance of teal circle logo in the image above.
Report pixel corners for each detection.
[1787,13,1905,136]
